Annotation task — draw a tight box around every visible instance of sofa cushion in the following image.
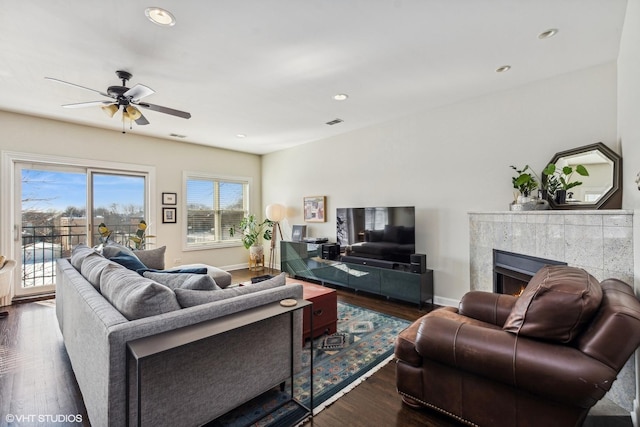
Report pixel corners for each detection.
[137,267,209,275]
[80,253,113,290]
[134,246,166,270]
[173,264,233,289]
[143,271,221,291]
[102,242,136,259]
[100,263,181,320]
[110,253,148,272]
[71,244,100,270]
[174,273,286,308]
[503,265,603,343]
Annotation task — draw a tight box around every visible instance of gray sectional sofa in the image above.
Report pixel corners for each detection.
[56,244,303,426]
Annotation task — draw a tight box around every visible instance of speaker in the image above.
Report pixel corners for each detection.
[320,243,340,260]
[410,253,426,273]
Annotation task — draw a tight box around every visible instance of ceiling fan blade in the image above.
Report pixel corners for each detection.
[45,77,111,98]
[137,102,191,119]
[124,84,155,101]
[62,100,115,108]
[135,113,150,126]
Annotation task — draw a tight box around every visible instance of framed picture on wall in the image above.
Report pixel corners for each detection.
[303,196,326,223]
[292,225,307,241]
[162,192,177,205]
[162,207,177,223]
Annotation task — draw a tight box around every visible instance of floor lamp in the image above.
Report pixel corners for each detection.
[265,204,285,272]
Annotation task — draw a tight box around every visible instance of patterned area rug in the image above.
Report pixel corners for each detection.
[209,302,411,427]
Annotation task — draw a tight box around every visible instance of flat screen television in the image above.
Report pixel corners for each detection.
[336,206,415,263]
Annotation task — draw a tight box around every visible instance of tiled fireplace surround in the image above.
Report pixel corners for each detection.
[469,210,636,412]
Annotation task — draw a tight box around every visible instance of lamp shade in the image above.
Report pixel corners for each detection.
[265,204,286,222]
[101,104,119,117]
[125,105,142,120]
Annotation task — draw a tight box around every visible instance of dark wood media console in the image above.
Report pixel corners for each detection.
[281,241,433,308]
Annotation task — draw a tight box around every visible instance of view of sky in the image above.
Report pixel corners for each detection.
[21,169,144,213]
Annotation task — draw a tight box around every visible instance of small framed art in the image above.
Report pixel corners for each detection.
[162,192,177,205]
[292,225,307,241]
[303,196,326,223]
[162,207,177,223]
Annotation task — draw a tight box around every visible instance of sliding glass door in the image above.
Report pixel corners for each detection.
[14,163,147,298]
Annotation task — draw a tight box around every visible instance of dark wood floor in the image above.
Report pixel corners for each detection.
[0,269,625,426]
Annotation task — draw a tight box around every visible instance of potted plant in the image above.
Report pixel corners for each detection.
[542,163,589,204]
[510,165,539,205]
[229,214,274,262]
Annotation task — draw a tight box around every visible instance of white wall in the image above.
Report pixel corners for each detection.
[263,63,618,302]
[619,0,640,212]
[618,0,640,422]
[0,111,262,270]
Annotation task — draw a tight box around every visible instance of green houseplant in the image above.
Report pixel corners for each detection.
[229,214,274,262]
[510,165,539,203]
[542,163,589,203]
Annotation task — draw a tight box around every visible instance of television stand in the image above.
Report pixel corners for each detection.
[281,241,433,308]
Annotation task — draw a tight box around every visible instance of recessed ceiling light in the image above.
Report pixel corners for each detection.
[538,29,558,39]
[495,65,511,73]
[326,118,344,125]
[236,134,247,138]
[145,7,176,26]
[333,93,349,101]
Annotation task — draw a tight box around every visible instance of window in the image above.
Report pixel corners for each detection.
[3,152,154,297]
[184,172,249,248]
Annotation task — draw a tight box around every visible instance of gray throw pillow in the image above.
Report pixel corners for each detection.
[80,253,113,290]
[134,246,166,270]
[102,242,136,259]
[143,271,220,291]
[174,273,286,308]
[71,244,100,270]
[100,263,181,320]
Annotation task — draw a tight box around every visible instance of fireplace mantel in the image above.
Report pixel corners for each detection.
[469,210,634,292]
[469,209,635,411]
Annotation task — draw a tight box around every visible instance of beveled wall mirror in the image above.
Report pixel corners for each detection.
[544,142,622,210]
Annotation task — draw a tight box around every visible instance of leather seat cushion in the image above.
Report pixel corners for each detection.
[503,265,602,343]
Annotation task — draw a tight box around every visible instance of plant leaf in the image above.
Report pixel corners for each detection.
[576,164,589,176]
[542,164,556,175]
[562,166,573,175]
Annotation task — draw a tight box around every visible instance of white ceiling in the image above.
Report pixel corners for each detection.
[0,0,628,155]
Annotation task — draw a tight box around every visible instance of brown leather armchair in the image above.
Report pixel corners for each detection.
[395,266,640,427]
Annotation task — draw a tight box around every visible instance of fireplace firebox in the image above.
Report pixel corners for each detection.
[493,250,566,295]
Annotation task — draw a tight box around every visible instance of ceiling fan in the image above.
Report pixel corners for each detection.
[45,70,191,127]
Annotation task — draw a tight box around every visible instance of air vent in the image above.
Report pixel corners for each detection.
[326,118,343,126]
[169,133,186,138]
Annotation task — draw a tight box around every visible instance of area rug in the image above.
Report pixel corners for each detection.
[208,302,411,427]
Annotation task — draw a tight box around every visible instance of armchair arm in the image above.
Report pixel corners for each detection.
[415,316,616,408]
[458,291,517,326]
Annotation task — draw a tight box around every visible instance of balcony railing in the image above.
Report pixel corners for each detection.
[21,223,139,288]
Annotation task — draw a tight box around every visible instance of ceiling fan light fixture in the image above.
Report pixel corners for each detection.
[145,7,176,26]
[126,106,142,120]
[101,104,119,117]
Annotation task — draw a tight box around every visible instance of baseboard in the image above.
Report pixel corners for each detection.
[225,263,249,271]
[433,295,459,308]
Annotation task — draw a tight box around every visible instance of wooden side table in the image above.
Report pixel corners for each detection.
[249,254,264,271]
[286,277,338,341]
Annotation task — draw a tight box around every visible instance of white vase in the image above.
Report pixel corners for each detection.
[249,244,264,261]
